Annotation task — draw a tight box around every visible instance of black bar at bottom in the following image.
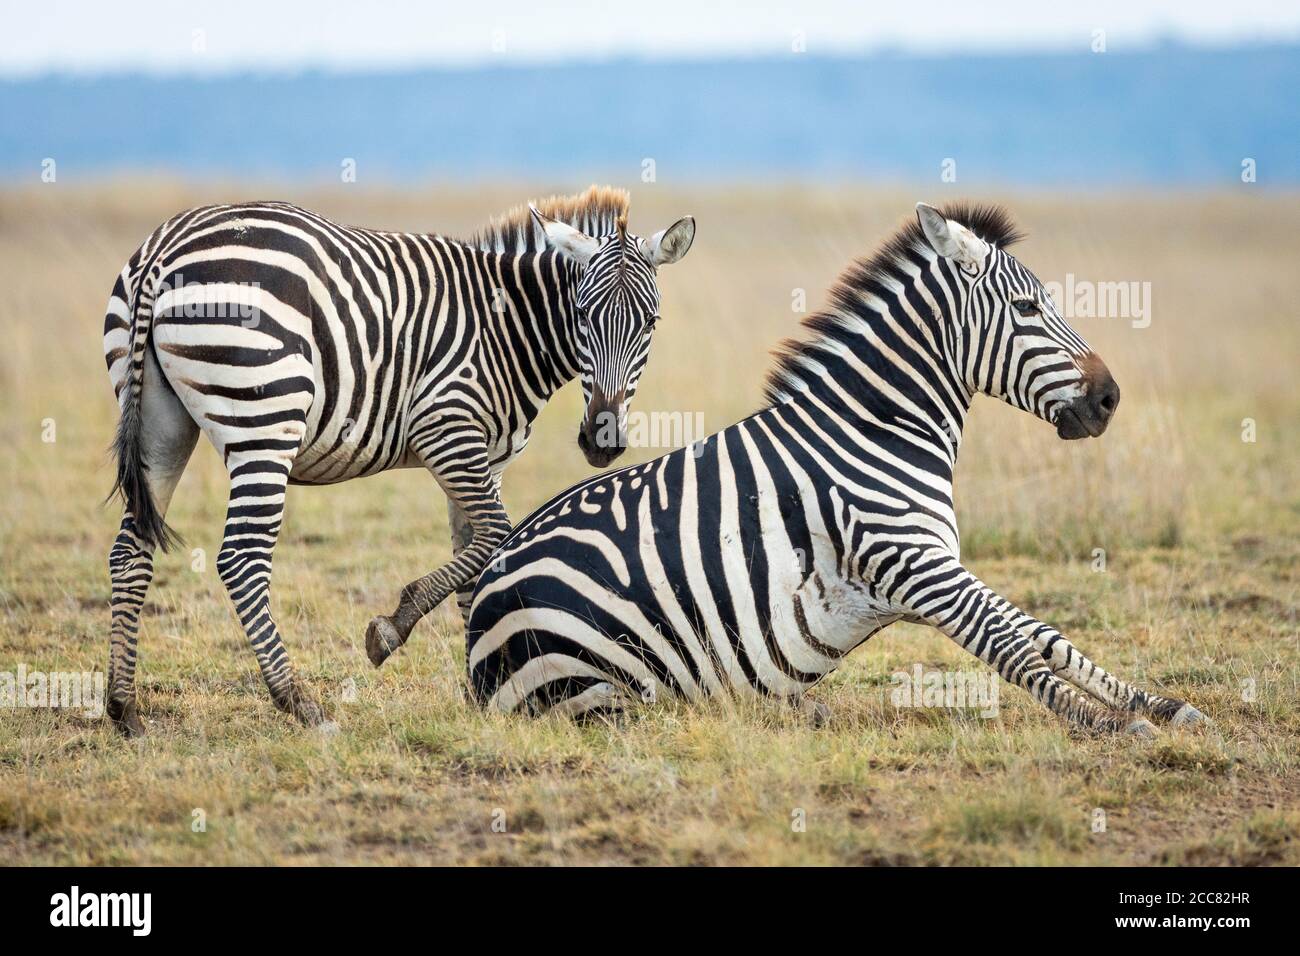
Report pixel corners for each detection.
[0,865,1281,939]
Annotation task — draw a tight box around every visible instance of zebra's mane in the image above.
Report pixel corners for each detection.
[466,186,632,255]
[762,201,1024,404]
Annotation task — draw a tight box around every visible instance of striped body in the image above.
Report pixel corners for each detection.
[469,408,911,711]
[100,190,696,732]
[467,202,1206,734]
[103,201,584,486]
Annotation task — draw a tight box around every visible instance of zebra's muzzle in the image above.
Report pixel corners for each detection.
[578,386,627,468]
[1056,362,1120,440]
[577,425,626,468]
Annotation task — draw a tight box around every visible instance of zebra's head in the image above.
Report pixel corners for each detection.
[531,205,696,467]
[915,202,1120,440]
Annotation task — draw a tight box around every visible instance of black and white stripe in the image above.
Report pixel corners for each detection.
[102,188,695,734]
[466,201,1206,734]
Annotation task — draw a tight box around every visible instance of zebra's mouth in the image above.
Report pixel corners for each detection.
[577,428,625,468]
[1056,404,1106,440]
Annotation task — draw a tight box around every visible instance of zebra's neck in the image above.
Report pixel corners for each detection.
[459,243,585,399]
[454,195,630,407]
[764,253,974,470]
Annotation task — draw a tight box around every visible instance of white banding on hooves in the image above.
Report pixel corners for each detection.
[1125,718,1159,739]
[315,720,341,736]
[1170,703,1210,727]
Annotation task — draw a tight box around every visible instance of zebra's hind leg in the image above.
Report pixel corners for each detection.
[216,452,324,727]
[552,680,628,723]
[107,360,199,737]
[792,696,832,728]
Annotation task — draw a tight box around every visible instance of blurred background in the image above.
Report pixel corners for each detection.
[2,0,1296,559]
[3,1,1298,184]
[1,0,1297,867]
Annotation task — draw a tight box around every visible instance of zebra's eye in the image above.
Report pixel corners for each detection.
[645,315,659,332]
[1012,298,1040,317]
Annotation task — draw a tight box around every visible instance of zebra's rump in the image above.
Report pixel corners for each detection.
[104,202,450,481]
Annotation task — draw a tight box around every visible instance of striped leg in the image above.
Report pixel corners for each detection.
[107,518,157,737]
[366,441,510,665]
[107,359,199,737]
[998,604,1204,724]
[899,553,1151,735]
[448,499,477,627]
[216,454,323,725]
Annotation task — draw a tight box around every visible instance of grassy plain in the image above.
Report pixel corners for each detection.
[1,182,1296,864]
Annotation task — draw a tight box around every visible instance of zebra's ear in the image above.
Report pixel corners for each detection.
[530,204,598,267]
[916,202,988,270]
[646,216,696,266]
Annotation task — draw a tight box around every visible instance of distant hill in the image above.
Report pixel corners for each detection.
[2,44,1296,185]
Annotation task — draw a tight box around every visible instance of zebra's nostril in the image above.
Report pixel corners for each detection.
[1099,392,1116,414]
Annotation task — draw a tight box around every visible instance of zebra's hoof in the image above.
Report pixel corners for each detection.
[290,696,326,727]
[1125,718,1159,739]
[107,698,147,738]
[315,720,341,737]
[800,698,832,729]
[1171,703,1210,728]
[366,615,403,667]
[276,685,327,727]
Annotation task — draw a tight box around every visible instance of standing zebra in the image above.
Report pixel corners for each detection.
[102,187,696,735]
[467,202,1207,734]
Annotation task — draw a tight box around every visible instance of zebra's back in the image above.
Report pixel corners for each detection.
[102,201,472,485]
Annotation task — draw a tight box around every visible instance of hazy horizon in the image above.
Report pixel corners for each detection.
[4,43,1296,187]
[4,0,1299,77]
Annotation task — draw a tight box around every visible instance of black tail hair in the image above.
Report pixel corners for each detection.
[106,263,181,553]
[108,393,181,553]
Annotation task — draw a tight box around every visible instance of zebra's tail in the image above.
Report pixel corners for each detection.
[107,263,181,553]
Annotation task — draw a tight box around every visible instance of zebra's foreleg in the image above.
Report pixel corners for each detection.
[1000,607,1205,725]
[448,498,477,627]
[366,452,510,666]
[899,553,1155,736]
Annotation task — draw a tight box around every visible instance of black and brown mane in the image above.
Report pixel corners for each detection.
[762,202,1024,404]
[467,185,631,254]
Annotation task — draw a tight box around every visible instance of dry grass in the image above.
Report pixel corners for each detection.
[1,181,1297,865]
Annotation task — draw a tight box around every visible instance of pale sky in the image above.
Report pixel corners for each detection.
[3,0,1299,76]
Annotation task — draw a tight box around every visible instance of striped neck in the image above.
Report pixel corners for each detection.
[470,245,585,397]
[458,189,632,399]
[764,253,974,468]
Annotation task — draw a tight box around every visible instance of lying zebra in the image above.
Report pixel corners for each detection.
[102,188,695,734]
[467,202,1207,734]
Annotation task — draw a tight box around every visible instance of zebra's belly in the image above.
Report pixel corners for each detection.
[287,410,410,483]
[686,551,902,700]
